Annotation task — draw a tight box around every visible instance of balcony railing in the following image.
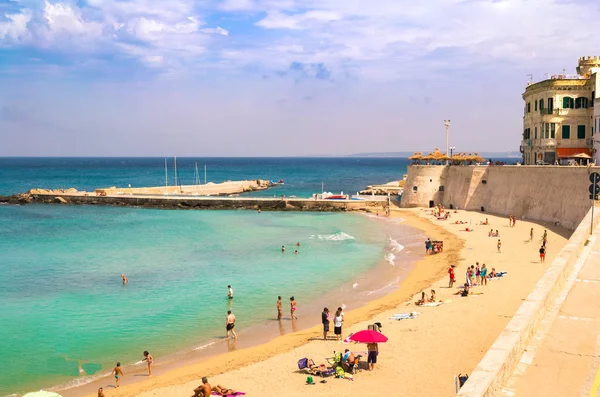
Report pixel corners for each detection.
[532,138,557,147]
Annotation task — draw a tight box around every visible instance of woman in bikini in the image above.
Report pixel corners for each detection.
[142,351,153,377]
[212,385,237,396]
[290,296,298,319]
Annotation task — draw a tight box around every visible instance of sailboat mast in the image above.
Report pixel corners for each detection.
[174,156,178,187]
[165,158,168,187]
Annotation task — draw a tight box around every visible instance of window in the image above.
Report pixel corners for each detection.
[527,102,531,113]
[550,123,556,139]
[575,97,589,109]
[562,125,570,139]
[535,101,538,111]
[539,99,544,111]
[563,96,574,109]
[545,123,549,138]
[535,126,538,139]
[548,98,554,113]
[577,125,586,139]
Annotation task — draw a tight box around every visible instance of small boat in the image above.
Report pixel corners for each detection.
[325,195,346,200]
[271,180,285,185]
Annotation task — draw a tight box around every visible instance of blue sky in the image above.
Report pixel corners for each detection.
[0,0,598,156]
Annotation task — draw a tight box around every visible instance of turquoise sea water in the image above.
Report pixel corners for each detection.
[0,204,392,395]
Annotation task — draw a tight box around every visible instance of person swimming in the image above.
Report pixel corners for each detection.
[281,245,285,252]
[121,274,128,284]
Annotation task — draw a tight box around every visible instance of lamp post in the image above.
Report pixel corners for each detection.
[444,119,451,156]
[450,146,456,158]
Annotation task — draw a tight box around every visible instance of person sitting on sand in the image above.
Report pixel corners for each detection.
[192,377,212,397]
[495,230,500,237]
[415,291,427,306]
[428,289,437,302]
[98,388,105,397]
[489,268,497,278]
[454,283,470,297]
[212,385,238,396]
[343,349,357,372]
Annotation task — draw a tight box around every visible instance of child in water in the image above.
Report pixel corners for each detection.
[111,363,124,388]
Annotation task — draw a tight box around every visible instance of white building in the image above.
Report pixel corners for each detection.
[521,56,600,165]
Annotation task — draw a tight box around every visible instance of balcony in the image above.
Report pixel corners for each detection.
[532,138,557,148]
[521,139,531,148]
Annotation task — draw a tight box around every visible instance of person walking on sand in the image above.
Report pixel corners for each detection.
[509,214,513,227]
[321,307,330,340]
[226,310,237,339]
[497,239,502,253]
[111,362,124,387]
[539,245,546,262]
[227,285,233,300]
[448,265,456,288]
[142,351,153,376]
[466,267,472,287]
[277,296,282,320]
[513,216,517,227]
[333,307,344,341]
[367,342,379,370]
[290,296,298,319]
[475,263,481,285]
[530,228,534,242]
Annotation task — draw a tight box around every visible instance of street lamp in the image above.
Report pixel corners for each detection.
[450,146,456,158]
[444,119,451,156]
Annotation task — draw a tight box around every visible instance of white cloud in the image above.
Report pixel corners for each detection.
[201,26,229,36]
[256,10,341,30]
[0,10,31,42]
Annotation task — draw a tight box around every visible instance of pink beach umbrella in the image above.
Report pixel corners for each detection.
[347,330,388,343]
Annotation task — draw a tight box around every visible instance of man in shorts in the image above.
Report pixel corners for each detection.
[367,342,379,370]
[226,310,237,339]
[321,307,330,340]
[192,377,212,397]
[539,245,546,262]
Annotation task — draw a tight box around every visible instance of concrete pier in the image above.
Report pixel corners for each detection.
[12,192,388,212]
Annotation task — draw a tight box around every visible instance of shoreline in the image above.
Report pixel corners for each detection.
[50,209,459,397]
[39,212,426,397]
[85,208,571,397]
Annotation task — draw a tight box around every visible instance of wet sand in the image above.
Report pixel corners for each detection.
[79,208,570,397]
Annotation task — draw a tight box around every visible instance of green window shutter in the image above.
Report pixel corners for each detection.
[577,125,586,139]
[562,125,570,139]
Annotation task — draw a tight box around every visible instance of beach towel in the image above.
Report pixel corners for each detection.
[421,302,443,307]
[390,312,420,320]
[211,392,245,397]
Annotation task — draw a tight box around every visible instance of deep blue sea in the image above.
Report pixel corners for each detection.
[0,157,415,198]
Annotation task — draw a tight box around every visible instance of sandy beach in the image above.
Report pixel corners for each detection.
[77,208,570,397]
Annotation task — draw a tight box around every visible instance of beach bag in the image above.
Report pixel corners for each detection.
[306,376,314,384]
[335,366,345,377]
[298,358,308,370]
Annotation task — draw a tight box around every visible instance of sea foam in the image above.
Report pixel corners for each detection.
[310,232,355,241]
[389,238,405,253]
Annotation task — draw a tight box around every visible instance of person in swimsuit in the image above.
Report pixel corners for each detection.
[530,228,534,242]
[111,362,124,388]
[415,291,427,306]
[295,242,301,247]
[226,310,237,339]
[277,296,282,320]
[121,274,128,284]
[142,351,153,377]
[281,245,285,252]
[227,285,233,300]
[539,245,546,262]
[497,239,501,253]
[367,342,379,370]
[429,289,436,302]
[475,263,481,284]
[448,265,456,288]
[290,296,297,319]
[480,264,488,285]
[98,387,105,397]
[454,283,470,297]
[212,385,238,396]
[192,377,212,397]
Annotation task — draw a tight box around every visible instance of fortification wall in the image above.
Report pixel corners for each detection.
[402,165,600,230]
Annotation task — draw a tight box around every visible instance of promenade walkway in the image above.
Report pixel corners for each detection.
[501,225,600,397]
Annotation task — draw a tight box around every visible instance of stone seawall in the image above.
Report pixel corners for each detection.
[18,193,387,212]
[402,165,600,230]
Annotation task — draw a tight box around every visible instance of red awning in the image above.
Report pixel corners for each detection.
[556,148,592,158]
